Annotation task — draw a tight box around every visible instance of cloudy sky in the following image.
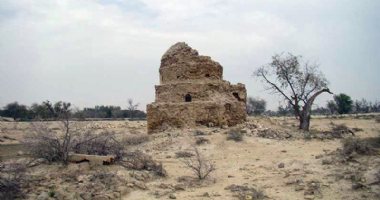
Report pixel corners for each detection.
[0,0,379,111]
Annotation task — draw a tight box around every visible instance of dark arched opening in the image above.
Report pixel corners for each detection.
[185,94,192,102]
[232,92,242,101]
[205,74,210,77]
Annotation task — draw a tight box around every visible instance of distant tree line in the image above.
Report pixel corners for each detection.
[0,100,146,121]
[246,94,380,117]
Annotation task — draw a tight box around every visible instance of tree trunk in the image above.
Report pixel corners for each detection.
[299,113,310,131]
[298,88,332,131]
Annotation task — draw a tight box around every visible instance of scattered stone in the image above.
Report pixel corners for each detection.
[36,192,50,200]
[28,158,48,167]
[17,150,24,156]
[169,193,177,199]
[174,184,186,191]
[202,192,210,197]
[133,181,148,190]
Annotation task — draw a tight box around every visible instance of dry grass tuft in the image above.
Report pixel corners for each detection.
[225,184,265,200]
[175,151,194,158]
[342,138,375,156]
[123,134,149,145]
[226,129,243,142]
[122,151,167,177]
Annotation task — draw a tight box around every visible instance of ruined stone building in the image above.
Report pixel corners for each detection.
[147,42,247,133]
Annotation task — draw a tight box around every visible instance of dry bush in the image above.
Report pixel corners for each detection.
[226,129,243,142]
[24,121,127,163]
[123,134,149,145]
[257,128,292,140]
[0,161,27,199]
[342,138,374,156]
[181,147,215,180]
[225,184,264,200]
[195,137,209,145]
[72,131,125,160]
[193,130,206,136]
[329,122,355,138]
[310,123,357,140]
[122,151,166,177]
[23,122,70,163]
[175,151,194,158]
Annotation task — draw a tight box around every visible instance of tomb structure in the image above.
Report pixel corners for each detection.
[147,42,247,133]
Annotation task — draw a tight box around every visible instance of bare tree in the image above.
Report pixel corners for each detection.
[255,53,332,131]
[181,147,215,180]
[127,99,139,120]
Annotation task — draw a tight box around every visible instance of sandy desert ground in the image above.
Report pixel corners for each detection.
[0,115,379,200]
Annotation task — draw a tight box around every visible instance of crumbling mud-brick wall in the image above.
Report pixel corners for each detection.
[147,42,247,133]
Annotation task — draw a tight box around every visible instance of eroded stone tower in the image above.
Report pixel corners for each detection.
[147,42,247,133]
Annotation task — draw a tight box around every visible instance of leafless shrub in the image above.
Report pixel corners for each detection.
[175,151,194,158]
[181,147,215,180]
[0,160,27,199]
[25,120,127,163]
[195,137,209,145]
[72,131,125,160]
[123,134,149,145]
[225,184,264,200]
[227,129,243,142]
[122,151,166,177]
[23,121,85,163]
[342,138,374,156]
